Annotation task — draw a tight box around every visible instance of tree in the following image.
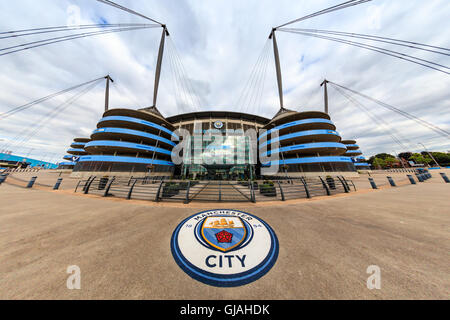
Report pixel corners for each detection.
[430,152,450,166]
[398,152,412,160]
[372,157,386,169]
[385,157,399,167]
[409,153,429,165]
[374,153,395,160]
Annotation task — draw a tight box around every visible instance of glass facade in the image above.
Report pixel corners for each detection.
[180,121,257,179]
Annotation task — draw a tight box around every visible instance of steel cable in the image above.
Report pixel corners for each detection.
[275,0,372,29]
[3,81,101,151]
[332,85,410,150]
[0,25,159,56]
[328,81,450,138]
[0,76,105,119]
[96,0,164,26]
[278,29,450,75]
[280,28,450,56]
[0,23,154,40]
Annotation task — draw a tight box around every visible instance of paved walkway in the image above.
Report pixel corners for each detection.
[0,172,448,299]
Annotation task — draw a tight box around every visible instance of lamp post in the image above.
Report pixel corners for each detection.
[418,143,440,167]
[393,150,406,169]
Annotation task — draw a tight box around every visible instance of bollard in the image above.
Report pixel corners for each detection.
[368,177,378,189]
[0,174,8,184]
[53,178,63,190]
[387,176,396,187]
[26,176,37,188]
[440,172,450,183]
[407,175,416,185]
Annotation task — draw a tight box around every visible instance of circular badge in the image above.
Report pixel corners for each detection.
[213,120,223,129]
[171,209,279,287]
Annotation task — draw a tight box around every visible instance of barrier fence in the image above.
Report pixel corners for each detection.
[1,168,42,173]
[73,175,357,203]
[383,168,421,173]
[2,171,447,199]
[2,174,55,188]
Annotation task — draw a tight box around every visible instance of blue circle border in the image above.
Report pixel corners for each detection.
[170,209,279,287]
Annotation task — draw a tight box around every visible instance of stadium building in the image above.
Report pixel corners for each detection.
[259,108,354,177]
[71,106,359,179]
[73,107,176,176]
[342,139,371,170]
[59,138,90,170]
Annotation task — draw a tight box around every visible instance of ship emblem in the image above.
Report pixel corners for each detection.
[201,216,246,252]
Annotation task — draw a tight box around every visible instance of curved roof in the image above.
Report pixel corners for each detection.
[266,110,331,128]
[262,156,354,166]
[79,155,174,166]
[259,118,336,140]
[71,142,86,148]
[345,144,359,150]
[355,163,370,167]
[91,127,176,148]
[59,161,76,166]
[344,150,363,156]
[262,142,347,157]
[67,148,88,156]
[74,137,91,143]
[104,108,175,131]
[97,116,177,139]
[259,129,341,148]
[85,140,172,157]
[165,110,269,125]
[341,139,357,145]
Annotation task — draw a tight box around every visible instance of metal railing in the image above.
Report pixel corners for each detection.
[184,181,253,203]
[384,168,424,173]
[74,175,356,203]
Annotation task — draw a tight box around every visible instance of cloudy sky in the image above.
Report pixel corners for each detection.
[0,0,449,163]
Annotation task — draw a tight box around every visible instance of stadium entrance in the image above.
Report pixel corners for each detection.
[200,164,255,180]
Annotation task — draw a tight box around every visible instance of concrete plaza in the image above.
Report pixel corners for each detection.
[0,170,449,299]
